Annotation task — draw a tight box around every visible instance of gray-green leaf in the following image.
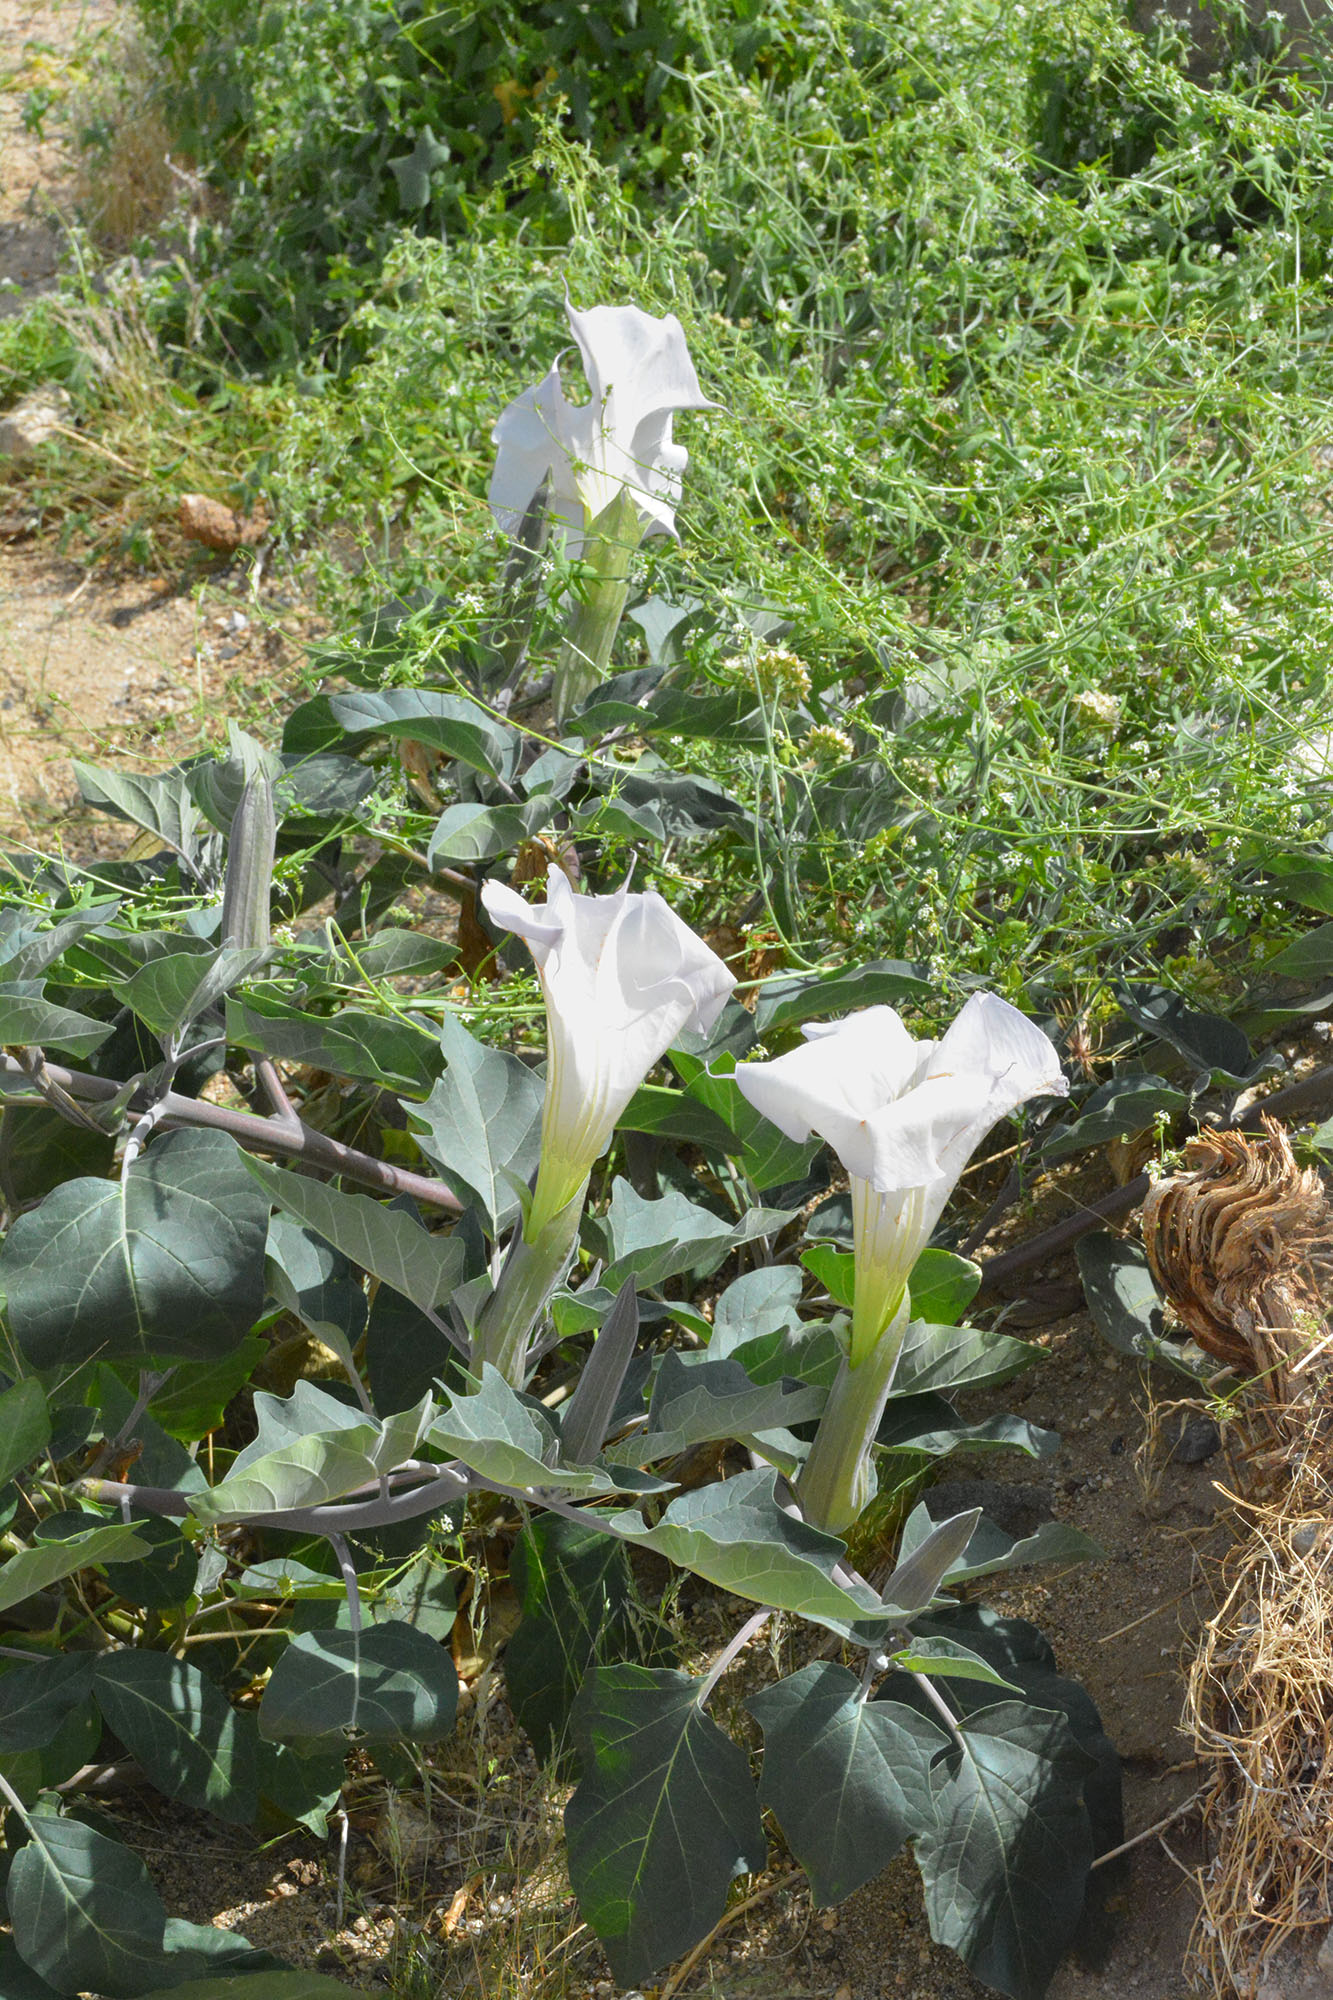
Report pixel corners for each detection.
[893,1318,1041,1397]
[608,1352,825,1465]
[897,1502,1102,1586]
[326,688,511,777]
[5,1810,173,1999]
[93,1652,258,1823]
[189,1394,433,1523]
[0,1656,97,1753]
[1,1129,269,1370]
[244,1158,463,1317]
[1041,1073,1186,1165]
[0,1937,63,2000]
[607,1470,887,1627]
[225,994,440,1096]
[265,1214,368,1357]
[566,1664,766,1985]
[429,1368,665,1495]
[427,798,553,867]
[599,1182,791,1293]
[72,761,202,866]
[915,1702,1096,2000]
[0,1525,152,1616]
[114,947,271,1039]
[258,1621,458,1745]
[753,958,932,1035]
[0,986,114,1059]
[406,1014,544,1233]
[0,1377,50,1488]
[748,1662,945,1905]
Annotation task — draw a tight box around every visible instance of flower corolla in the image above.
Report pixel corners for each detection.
[482,867,735,1233]
[734,994,1067,1363]
[488,300,717,558]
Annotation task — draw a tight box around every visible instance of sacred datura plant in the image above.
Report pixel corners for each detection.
[0,302,1121,2000]
[490,296,719,719]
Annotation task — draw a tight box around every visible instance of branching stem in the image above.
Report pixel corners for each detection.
[79,1462,477,1535]
[0,1766,32,1828]
[909,1667,964,1747]
[83,1367,176,1480]
[696,1608,772,1709]
[0,1051,463,1213]
[254,1057,302,1134]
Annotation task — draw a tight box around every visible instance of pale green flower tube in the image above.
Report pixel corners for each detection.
[796,1296,912,1537]
[552,489,641,722]
[468,1184,586,1390]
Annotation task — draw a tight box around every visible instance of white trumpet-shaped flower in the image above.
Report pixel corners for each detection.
[482,867,736,1236]
[488,300,717,558]
[735,994,1067,1363]
[734,993,1066,1533]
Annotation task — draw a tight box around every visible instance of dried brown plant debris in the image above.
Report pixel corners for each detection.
[1142,1115,1333,1401]
[1187,1464,1333,1997]
[1141,1117,1333,1993]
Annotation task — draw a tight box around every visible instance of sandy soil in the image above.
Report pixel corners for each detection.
[0,0,316,835]
[0,541,315,833]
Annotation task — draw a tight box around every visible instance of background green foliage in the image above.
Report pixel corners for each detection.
[128,0,812,357]
[2,0,1331,1074]
[5,0,1293,1032]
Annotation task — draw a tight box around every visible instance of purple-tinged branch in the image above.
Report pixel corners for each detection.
[1,1050,462,1213]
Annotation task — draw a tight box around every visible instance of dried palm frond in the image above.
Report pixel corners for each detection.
[1143,1115,1333,1401]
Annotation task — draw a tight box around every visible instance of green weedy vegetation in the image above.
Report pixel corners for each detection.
[2,2,1333,1996]
[7,0,1331,1027]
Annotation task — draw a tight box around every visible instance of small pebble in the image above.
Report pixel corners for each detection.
[1169,1414,1222,1464]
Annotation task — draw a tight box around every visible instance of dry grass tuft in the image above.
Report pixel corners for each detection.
[1188,1456,1333,1998]
[1143,1115,1333,1394]
[69,40,180,254]
[1144,1117,1333,1996]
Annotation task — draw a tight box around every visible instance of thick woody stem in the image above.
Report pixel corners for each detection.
[79,1463,476,1536]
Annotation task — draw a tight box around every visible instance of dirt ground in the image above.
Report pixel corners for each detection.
[0,8,1324,2000]
[0,0,318,831]
[0,542,318,830]
[0,0,105,315]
